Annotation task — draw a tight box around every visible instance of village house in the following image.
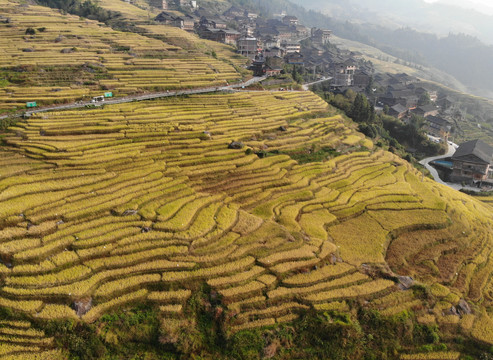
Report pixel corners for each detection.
[387,84,408,92]
[373,73,393,88]
[237,36,258,58]
[437,96,454,110]
[353,70,372,87]
[379,89,418,109]
[264,65,283,77]
[285,52,304,66]
[199,16,227,29]
[197,27,240,45]
[413,104,439,118]
[311,28,332,45]
[238,24,255,37]
[281,41,301,54]
[304,45,325,58]
[388,104,408,119]
[295,25,310,38]
[276,26,297,41]
[261,36,280,49]
[250,55,283,77]
[155,12,196,29]
[390,73,417,86]
[414,87,438,102]
[256,27,280,40]
[282,15,298,26]
[176,14,196,31]
[332,60,357,87]
[155,12,177,25]
[451,139,493,182]
[425,115,452,140]
[263,47,284,58]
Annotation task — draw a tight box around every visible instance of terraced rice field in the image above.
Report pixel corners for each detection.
[0,0,244,112]
[0,320,64,359]
[0,89,492,354]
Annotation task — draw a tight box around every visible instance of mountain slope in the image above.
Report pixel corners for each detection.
[0,0,245,113]
[2,85,493,354]
[0,0,492,358]
[292,0,493,44]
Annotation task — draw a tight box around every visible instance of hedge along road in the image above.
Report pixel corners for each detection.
[0,76,268,120]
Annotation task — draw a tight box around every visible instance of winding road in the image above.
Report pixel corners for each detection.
[302,77,333,91]
[0,76,268,120]
[419,143,462,190]
[0,75,337,120]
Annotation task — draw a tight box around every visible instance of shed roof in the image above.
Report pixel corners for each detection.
[452,139,493,164]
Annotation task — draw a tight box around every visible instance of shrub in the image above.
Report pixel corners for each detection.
[45,320,106,359]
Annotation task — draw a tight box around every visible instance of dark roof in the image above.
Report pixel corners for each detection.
[155,12,175,22]
[452,139,493,164]
[389,90,415,99]
[286,51,303,57]
[220,29,240,35]
[390,104,408,114]
[388,84,407,91]
[425,115,451,127]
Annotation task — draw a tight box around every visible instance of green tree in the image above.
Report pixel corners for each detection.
[418,92,431,106]
[350,94,375,124]
[365,75,374,94]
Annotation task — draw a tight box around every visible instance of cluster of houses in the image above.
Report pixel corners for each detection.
[148,2,493,186]
[152,3,376,85]
[151,3,352,78]
[373,74,493,184]
[367,72,457,142]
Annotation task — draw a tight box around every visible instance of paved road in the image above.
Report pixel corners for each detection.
[0,75,338,120]
[0,75,331,121]
[302,77,333,91]
[419,143,462,190]
[0,76,268,120]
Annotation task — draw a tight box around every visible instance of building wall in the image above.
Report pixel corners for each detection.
[238,39,258,58]
[451,160,490,181]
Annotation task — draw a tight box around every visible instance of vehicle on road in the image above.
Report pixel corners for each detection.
[91,96,105,103]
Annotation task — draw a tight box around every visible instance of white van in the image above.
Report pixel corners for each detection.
[91,96,105,103]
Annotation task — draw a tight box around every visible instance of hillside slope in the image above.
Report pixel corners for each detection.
[0,90,493,357]
[0,0,245,113]
[0,0,493,358]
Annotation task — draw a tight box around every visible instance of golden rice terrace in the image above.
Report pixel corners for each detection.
[0,0,245,112]
[0,89,492,357]
[1,0,493,358]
